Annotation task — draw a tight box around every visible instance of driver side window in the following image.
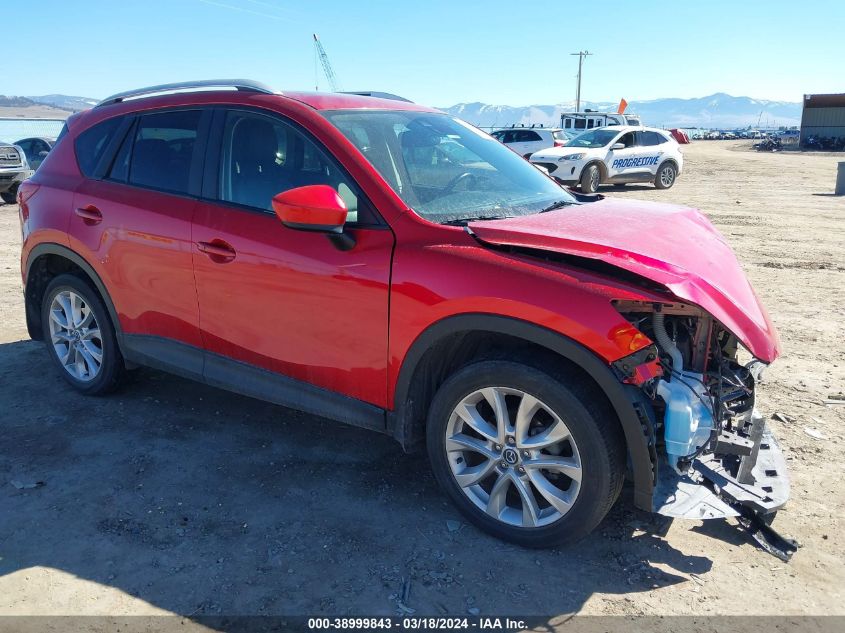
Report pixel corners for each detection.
[218,111,375,225]
[617,132,636,148]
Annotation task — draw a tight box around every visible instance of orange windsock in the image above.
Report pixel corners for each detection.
[617,98,628,114]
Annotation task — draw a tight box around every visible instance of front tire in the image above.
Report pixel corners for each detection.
[654,162,677,189]
[426,360,625,548]
[579,164,601,193]
[41,273,125,395]
[1,184,17,204]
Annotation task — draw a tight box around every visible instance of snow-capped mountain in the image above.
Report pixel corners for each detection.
[26,94,99,112]
[442,93,802,129]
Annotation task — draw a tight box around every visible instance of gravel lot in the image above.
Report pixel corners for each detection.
[0,141,843,619]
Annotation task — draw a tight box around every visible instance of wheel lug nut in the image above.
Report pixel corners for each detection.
[494,444,502,451]
[518,466,525,474]
[500,461,508,469]
[522,450,530,457]
[507,436,515,445]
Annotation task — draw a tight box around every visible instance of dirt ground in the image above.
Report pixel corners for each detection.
[0,141,843,620]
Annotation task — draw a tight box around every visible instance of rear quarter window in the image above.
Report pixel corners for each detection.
[74,117,122,177]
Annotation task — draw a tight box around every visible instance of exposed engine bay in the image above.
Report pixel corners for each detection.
[614,300,799,561]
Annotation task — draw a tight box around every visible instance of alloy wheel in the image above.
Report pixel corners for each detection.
[444,387,582,528]
[660,166,675,187]
[48,290,103,382]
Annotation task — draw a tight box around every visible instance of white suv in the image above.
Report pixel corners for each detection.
[490,127,568,158]
[530,126,684,193]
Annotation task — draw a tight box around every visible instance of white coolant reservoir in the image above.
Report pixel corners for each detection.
[657,372,715,473]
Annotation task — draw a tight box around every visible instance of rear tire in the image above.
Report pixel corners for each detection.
[654,162,677,189]
[426,360,625,548]
[41,273,125,395]
[579,164,601,193]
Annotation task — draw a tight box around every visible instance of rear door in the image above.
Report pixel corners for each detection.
[636,131,669,175]
[70,109,210,372]
[191,108,394,407]
[510,130,543,157]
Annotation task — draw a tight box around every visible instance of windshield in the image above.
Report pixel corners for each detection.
[566,129,620,149]
[323,111,575,224]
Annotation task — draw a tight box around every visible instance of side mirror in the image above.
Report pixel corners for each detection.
[272,185,348,233]
[610,142,625,150]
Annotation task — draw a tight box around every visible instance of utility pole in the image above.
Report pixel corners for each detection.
[570,50,592,111]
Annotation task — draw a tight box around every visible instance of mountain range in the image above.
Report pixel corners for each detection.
[3,92,802,129]
[442,93,802,129]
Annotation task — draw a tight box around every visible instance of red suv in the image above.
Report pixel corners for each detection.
[18,80,791,549]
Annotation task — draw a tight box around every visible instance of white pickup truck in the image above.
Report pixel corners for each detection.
[0,142,31,204]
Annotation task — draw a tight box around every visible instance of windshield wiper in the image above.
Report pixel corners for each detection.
[539,199,578,213]
[440,215,513,226]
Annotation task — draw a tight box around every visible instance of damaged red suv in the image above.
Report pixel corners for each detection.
[18,80,791,550]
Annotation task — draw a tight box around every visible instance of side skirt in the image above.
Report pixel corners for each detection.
[606,172,655,184]
[122,334,387,434]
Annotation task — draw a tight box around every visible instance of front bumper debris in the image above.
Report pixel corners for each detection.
[653,409,799,561]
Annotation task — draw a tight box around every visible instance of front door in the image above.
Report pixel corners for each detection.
[191,109,394,407]
[606,131,649,180]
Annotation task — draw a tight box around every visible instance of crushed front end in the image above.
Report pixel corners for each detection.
[613,300,798,560]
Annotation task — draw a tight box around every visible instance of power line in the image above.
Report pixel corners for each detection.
[569,51,592,111]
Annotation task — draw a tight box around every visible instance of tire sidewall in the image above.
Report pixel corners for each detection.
[426,360,619,547]
[41,274,122,395]
[655,162,676,189]
[580,164,600,193]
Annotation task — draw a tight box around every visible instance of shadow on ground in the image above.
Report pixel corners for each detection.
[0,339,714,619]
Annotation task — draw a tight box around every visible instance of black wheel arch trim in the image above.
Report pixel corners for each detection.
[25,242,123,344]
[390,313,656,510]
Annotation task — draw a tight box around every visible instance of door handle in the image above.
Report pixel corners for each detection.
[197,240,237,262]
[75,205,102,224]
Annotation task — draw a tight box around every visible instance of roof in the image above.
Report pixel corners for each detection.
[492,127,564,132]
[282,91,437,112]
[94,79,437,114]
[803,93,845,108]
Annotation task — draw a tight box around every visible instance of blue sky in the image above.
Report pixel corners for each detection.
[9,0,843,105]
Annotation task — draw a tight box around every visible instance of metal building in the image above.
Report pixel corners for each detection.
[799,93,845,144]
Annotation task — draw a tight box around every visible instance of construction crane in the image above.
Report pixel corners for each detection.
[313,33,341,92]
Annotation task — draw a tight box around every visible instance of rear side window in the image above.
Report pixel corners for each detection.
[520,131,542,142]
[128,110,201,194]
[75,117,122,177]
[638,131,664,146]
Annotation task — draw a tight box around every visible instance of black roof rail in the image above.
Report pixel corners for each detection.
[96,79,278,107]
[340,91,413,103]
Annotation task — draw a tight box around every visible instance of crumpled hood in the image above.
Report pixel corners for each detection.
[469,197,780,362]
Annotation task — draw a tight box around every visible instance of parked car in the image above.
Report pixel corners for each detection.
[18,80,790,549]
[490,127,568,158]
[530,126,684,193]
[14,137,55,171]
[0,142,31,204]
